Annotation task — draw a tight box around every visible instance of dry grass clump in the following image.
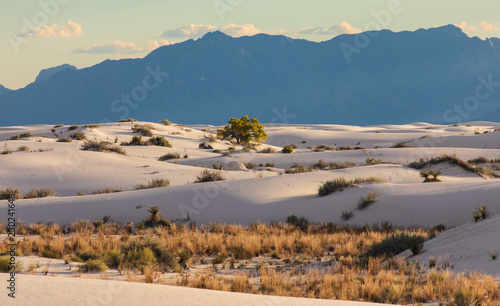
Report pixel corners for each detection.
[84,124,100,129]
[194,169,225,183]
[318,177,387,197]
[258,147,277,153]
[132,124,156,137]
[17,145,30,151]
[81,140,127,156]
[119,118,137,123]
[10,132,35,140]
[159,119,172,126]
[357,191,380,210]
[0,187,21,199]
[67,125,80,131]
[23,188,59,199]
[76,188,123,196]
[158,153,181,161]
[420,169,442,182]
[408,154,500,178]
[135,178,170,190]
[285,160,357,174]
[308,145,336,152]
[57,137,73,142]
[390,142,410,148]
[282,144,297,153]
[69,131,87,140]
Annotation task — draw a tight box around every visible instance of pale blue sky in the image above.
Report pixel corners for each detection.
[1,0,499,89]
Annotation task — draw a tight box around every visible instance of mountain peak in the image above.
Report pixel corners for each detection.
[201,31,231,40]
[431,24,467,37]
[35,64,77,83]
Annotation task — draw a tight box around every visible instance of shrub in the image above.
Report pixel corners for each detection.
[199,142,213,149]
[365,232,425,258]
[23,188,59,199]
[54,124,64,128]
[132,124,155,137]
[285,215,309,230]
[123,135,144,145]
[57,137,73,142]
[468,156,489,164]
[244,162,255,169]
[84,124,100,129]
[1,148,12,155]
[135,178,170,190]
[159,119,172,126]
[340,211,354,221]
[148,136,171,147]
[194,169,225,183]
[76,188,122,196]
[0,187,21,200]
[216,116,267,145]
[17,146,30,151]
[212,252,228,265]
[490,249,497,260]
[357,191,380,210]
[265,163,274,167]
[10,132,35,140]
[119,118,137,123]
[366,158,382,165]
[407,235,425,255]
[69,131,87,140]
[420,169,442,182]
[391,142,410,148]
[79,259,108,272]
[212,149,222,153]
[158,153,181,161]
[0,256,23,272]
[104,249,123,269]
[282,145,295,153]
[178,249,192,263]
[259,147,276,153]
[319,177,386,197]
[472,205,490,222]
[453,288,476,306]
[81,140,127,156]
[122,236,178,272]
[67,125,80,131]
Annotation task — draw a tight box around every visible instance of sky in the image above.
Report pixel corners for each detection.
[1,0,500,90]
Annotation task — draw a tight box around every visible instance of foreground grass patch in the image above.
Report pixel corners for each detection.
[318,177,387,197]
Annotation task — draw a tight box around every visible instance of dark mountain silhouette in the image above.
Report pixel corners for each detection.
[1,25,500,126]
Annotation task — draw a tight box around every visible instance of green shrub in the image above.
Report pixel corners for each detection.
[265,163,274,167]
[178,249,192,262]
[490,249,497,260]
[472,204,490,222]
[0,187,21,200]
[420,169,442,182]
[122,236,178,272]
[69,131,87,140]
[103,249,123,269]
[79,259,108,272]
[357,191,380,210]
[194,169,225,183]
[282,145,296,153]
[158,153,181,161]
[0,256,23,272]
[244,162,255,169]
[407,235,425,255]
[67,125,80,131]
[340,210,354,221]
[123,135,144,145]
[212,252,227,265]
[41,249,63,259]
[135,178,170,190]
[365,232,425,258]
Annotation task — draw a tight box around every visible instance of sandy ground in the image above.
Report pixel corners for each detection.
[1,120,499,304]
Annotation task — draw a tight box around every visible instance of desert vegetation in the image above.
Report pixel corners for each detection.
[216,116,267,145]
[81,140,127,156]
[318,177,387,197]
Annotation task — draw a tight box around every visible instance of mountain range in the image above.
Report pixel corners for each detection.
[2,24,500,126]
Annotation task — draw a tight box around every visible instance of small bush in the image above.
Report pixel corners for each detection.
[178,249,192,262]
[57,137,73,142]
[365,233,425,258]
[366,158,382,165]
[468,156,489,164]
[67,125,80,131]
[69,131,87,140]
[0,256,23,272]
[319,177,386,197]
[81,140,127,156]
[265,163,274,167]
[77,188,122,196]
[212,252,228,265]
[194,169,225,183]
[199,142,213,149]
[391,142,409,148]
[490,249,497,260]
[340,211,354,221]
[159,119,172,126]
[212,149,222,153]
[119,118,137,123]
[17,146,30,151]
[420,169,442,182]
[10,132,35,140]
[453,288,476,306]
[148,136,172,147]
[244,162,255,169]
[407,235,425,255]
[259,147,276,153]
[0,187,21,200]
[123,135,144,145]
[1,149,12,155]
[472,204,490,222]
[80,259,108,272]
[23,188,59,199]
[132,124,155,137]
[54,124,64,128]
[158,153,181,161]
[282,144,296,153]
[357,191,380,210]
[84,124,100,129]
[135,178,170,190]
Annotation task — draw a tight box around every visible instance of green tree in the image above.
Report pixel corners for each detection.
[216,115,267,145]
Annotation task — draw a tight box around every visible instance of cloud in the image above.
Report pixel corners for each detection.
[161,22,360,39]
[161,24,218,38]
[455,21,500,32]
[274,22,362,36]
[147,40,176,51]
[23,20,82,37]
[72,41,142,54]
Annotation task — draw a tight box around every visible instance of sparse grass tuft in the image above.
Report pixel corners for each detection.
[69,131,87,140]
[365,232,425,258]
[57,137,73,142]
[282,144,297,154]
[419,169,442,182]
[84,124,100,129]
[158,153,181,161]
[199,142,213,149]
[132,124,155,137]
[318,177,386,197]
[10,132,35,140]
[17,146,30,151]
[357,191,380,210]
[67,125,80,131]
[340,211,354,221]
[472,204,490,222]
[81,140,127,156]
[135,178,170,190]
[259,147,276,153]
[159,119,172,126]
[194,169,225,183]
[119,118,137,123]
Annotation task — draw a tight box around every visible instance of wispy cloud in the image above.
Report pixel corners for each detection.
[455,21,500,32]
[19,20,82,38]
[161,22,360,39]
[72,41,142,54]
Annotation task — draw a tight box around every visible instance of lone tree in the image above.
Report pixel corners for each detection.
[216,115,267,145]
